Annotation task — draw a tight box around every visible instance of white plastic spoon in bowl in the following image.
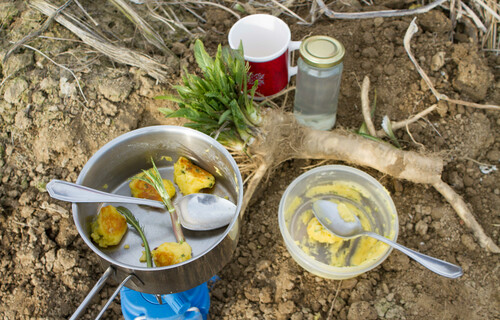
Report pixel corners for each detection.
[312,200,463,279]
[46,180,236,231]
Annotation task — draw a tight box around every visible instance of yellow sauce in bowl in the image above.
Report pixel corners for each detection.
[288,182,395,268]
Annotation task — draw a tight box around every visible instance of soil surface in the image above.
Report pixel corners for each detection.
[1,1,499,319]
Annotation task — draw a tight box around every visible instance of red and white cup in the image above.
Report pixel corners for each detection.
[228,14,301,99]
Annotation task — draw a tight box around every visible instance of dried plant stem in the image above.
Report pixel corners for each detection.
[461,2,488,33]
[432,180,499,253]
[31,0,171,82]
[109,0,175,56]
[22,44,88,104]
[181,4,206,23]
[327,280,343,320]
[316,0,446,19]
[3,0,74,64]
[449,0,458,42]
[163,1,240,19]
[74,0,98,26]
[147,6,176,32]
[405,122,426,149]
[404,18,500,111]
[259,86,296,106]
[480,0,499,50]
[0,74,13,89]
[376,105,437,138]
[361,76,376,136]
[163,5,192,35]
[473,0,500,21]
[240,161,270,216]
[270,0,308,24]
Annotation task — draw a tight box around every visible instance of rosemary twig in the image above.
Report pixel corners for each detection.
[131,158,185,243]
[116,206,152,267]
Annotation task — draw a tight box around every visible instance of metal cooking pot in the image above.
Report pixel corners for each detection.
[69,126,243,319]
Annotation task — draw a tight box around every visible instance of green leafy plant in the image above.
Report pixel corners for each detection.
[156,39,260,151]
[116,206,153,267]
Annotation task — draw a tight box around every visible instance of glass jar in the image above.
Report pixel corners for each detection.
[293,36,345,130]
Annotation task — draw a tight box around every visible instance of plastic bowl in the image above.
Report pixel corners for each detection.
[278,165,399,279]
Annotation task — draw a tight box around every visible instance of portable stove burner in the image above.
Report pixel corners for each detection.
[120,279,213,320]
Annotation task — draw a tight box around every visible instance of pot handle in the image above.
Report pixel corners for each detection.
[70,266,139,320]
[69,266,113,319]
[95,274,137,319]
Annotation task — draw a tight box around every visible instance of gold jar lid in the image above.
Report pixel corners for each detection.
[299,36,345,68]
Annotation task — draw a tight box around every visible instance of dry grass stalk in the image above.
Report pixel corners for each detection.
[327,280,342,320]
[404,18,500,111]
[22,44,88,104]
[479,0,499,50]
[147,8,176,33]
[146,1,191,35]
[473,0,500,21]
[162,4,193,35]
[315,0,447,19]
[3,0,74,64]
[30,0,171,82]
[178,3,206,23]
[376,105,438,138]
[74,0,98,26]
[109,0,175,56]
[161,1,241,19]
[0,74,13,90]
[405,122,426,149]
[461,2,488,33]
[270,0,308,24]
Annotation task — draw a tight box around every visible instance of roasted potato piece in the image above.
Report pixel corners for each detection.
[174,156,215,195]
[152,241,192,267]
[129,169,176,201]
[91,205,128,248]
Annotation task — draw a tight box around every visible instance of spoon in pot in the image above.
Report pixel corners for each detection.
[46,180,237,231]
[312,200,463,279]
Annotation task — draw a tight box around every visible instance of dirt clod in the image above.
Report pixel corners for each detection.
[347,301,377,320]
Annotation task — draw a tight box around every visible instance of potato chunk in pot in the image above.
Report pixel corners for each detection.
[152,241,192,267]
[91,205,128,248]
[174,156,215,195]
[129,169,176,201]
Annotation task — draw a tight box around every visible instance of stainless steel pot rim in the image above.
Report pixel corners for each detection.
[72,125,244,271]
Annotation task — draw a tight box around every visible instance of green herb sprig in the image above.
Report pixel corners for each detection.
[131,158,185,243]
[156,39,260,151]
[116,206,152,267]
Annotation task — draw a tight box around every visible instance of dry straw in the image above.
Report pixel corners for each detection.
[30,0,173,82]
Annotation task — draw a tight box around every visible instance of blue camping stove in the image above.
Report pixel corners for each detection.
[120,281,211,320]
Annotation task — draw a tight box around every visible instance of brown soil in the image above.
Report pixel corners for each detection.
[1,1,499,319]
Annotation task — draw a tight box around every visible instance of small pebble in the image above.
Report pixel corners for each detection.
[486,150,500,162]
[430,52,446,71]
[415,220,429,236]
